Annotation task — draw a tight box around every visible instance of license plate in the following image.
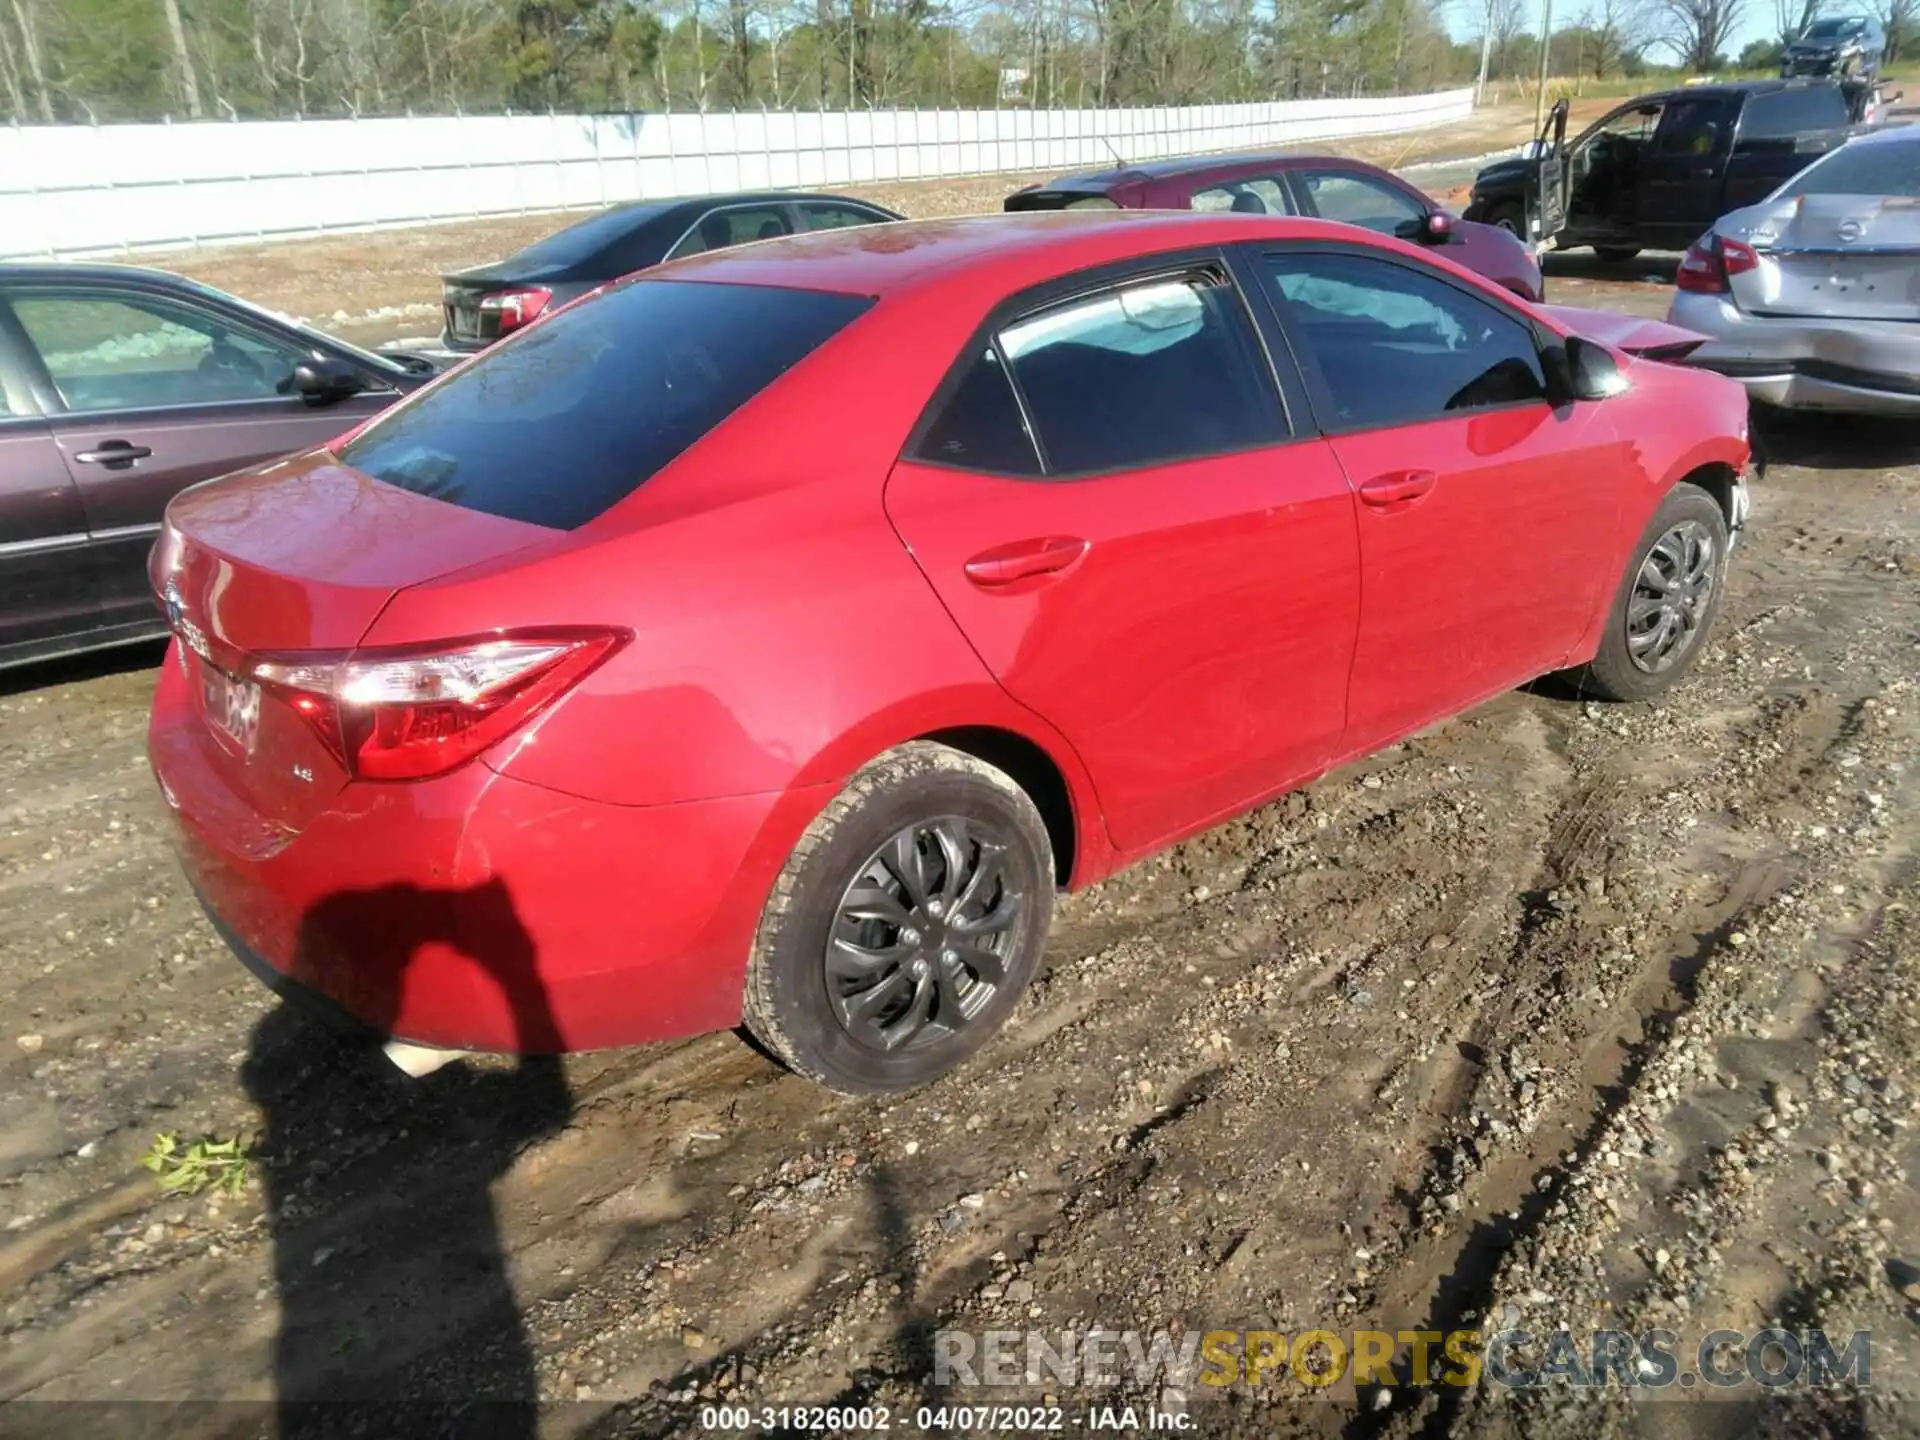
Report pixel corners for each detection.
[202,664,261,755]
[449,306,480,338]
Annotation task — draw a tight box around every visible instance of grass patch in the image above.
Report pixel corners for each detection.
[140,1132,251,1198]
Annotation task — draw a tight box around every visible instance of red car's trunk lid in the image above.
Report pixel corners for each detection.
[155,451,559,830]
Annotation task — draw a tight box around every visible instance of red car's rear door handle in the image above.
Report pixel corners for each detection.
[1357,470,1437,507]
[963,536,1090,588]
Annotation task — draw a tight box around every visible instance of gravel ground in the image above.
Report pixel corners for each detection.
[3,134,1919,1439]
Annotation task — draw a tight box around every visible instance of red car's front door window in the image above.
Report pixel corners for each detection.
[1258,249,1624,757]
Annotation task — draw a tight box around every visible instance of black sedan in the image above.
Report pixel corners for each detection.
[438,191,905,352]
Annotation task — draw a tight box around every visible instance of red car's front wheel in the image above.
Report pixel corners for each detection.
[1568,482,1730,703]
[743,742,1054,1094]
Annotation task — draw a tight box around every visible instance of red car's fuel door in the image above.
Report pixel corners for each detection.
[885,264,1360,854]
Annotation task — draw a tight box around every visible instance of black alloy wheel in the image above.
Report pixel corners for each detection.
[825,817,1023,1051]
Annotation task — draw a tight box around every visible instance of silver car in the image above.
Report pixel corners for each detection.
[1668,124,1920,415]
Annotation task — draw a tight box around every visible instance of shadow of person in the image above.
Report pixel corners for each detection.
[240,878,571,1439]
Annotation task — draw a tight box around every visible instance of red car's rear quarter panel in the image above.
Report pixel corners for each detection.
[153,647,831,1050]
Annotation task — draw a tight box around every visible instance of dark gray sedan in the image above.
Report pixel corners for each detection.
[439,191,905,352]
[0,264,438,671]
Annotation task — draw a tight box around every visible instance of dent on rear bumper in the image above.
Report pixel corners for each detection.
[1669,293,1920,414]
[150,659,828,1052]
[1734,373,1920,416]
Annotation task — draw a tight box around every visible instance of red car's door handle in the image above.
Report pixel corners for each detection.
[1357,470,1437,507]
[963,536,1090,588]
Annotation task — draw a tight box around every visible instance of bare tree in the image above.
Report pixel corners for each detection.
[1582,0,1651,71]
[7,0,52,121]
[1488,0,1529,77]
[1883,0,1915,57]
[1775,0,1818,40]
[160,0,206,116]
[0,9,27,119]
[1654,0,1745,65]
[723,0,752,103]
[9,0,1483,123]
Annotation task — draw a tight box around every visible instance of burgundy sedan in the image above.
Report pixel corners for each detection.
[1007,152,1544,301]
[150,212,1747,1094]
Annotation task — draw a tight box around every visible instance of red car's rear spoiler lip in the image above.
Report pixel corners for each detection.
[1537,304,1710,360]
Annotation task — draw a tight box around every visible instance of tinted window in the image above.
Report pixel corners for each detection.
[1266,253,1547,430]
[1652,97,1731,155]
[340,280,869,528]
[1740,87,1848,140]
[1297,170,1426,234]
[801,203,887,230]
[914,347,1041,475]
[994,272,1287,474]
[1783,135,1920,196]
[1190,178,1291,215]
[666,205,795,259]
[505,202,675,269]
[13,292,309,413]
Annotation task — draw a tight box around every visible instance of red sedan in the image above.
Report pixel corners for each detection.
[149,212,1751,1093]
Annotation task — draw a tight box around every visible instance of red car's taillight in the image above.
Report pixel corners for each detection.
[250,629,627,781]
[1676,235,1758,294]
[479,286,553,336]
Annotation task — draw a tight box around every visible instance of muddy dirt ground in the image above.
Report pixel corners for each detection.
[4,120,1920,1440]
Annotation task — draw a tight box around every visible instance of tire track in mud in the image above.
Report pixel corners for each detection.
[1340,560,1920,1436]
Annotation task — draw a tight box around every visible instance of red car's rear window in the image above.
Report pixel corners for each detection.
[339,279,871,530]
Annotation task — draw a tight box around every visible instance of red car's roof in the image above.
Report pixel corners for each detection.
[651,209,1389,297]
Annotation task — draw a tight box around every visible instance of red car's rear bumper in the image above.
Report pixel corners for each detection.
[149,648,823,1053]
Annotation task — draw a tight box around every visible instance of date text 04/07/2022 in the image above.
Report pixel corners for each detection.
[696,1403,1189,1431]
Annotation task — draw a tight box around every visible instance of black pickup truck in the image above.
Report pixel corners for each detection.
[1464,79,1891,261]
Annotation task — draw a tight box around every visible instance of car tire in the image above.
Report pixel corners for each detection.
[1566,483,1729,703]
[742,741,1054,1095]
[1593,246,1641,263]
[1488,202,1525,238]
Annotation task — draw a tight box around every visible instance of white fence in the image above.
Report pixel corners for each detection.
[0,88,1474,260]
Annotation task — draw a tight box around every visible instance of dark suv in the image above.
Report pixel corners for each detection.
[0,264,435,671]
[1782,15,1886,79]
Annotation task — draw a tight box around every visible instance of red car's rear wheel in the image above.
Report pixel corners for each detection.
[743,742,1054,1093]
